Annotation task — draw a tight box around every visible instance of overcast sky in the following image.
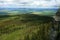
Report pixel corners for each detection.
[0,0,60,8]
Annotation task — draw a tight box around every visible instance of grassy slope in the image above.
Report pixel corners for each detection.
[0,14,53,40]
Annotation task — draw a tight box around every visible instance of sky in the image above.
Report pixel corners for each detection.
[0,0,60,8]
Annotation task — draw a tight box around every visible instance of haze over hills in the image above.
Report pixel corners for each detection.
[0,8,58,11]
[0,8,58,15]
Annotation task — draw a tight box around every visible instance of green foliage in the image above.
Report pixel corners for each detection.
[0,14,54,40]
[24,34,30,40]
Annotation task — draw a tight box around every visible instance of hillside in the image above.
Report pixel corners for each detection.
[0,14,54,40]
[0,8,57,15]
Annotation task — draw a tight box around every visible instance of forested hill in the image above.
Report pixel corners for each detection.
[0,14,54,40]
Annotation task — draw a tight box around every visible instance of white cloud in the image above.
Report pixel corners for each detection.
[0,0,60,8]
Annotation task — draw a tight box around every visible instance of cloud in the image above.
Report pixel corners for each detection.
[0,0,60,8]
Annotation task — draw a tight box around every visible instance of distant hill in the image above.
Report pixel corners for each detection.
[0,8,58,15]
[0,8,58,12]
